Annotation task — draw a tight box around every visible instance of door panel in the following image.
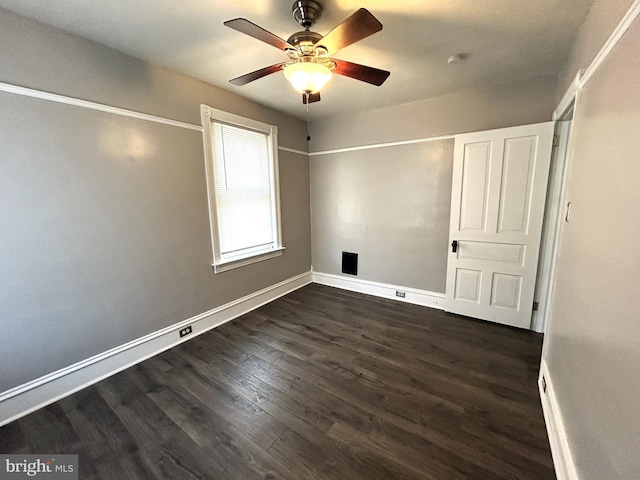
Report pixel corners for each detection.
[498,136,537,233]
[490,273,522,309]
[459,142,491,231]
[446,122,554,329]
[454,269,482,302]
[457,241,525,265]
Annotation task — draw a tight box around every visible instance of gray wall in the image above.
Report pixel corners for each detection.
[543,8,640,480]
[308,74,557,152]
[311,140,454,292]
[0,9,308,151]
[309,75,557,293]
[556,0,635,100]
[0,8,311,393]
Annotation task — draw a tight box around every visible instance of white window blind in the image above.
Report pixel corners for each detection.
[210,121,276,258]
[200,105,283,273]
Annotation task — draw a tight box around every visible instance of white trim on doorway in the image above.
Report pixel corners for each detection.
[553,71,582,121]
[533,109,575,334]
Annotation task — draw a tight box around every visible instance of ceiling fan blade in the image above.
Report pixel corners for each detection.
[332,59,390,86]
[302,93,321,104]
[316,8,382,55]
[229,63,286,86]
[224,18,295,51]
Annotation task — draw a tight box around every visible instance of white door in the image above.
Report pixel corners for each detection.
[445,122,554,329]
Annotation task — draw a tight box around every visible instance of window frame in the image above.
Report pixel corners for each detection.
[201,105,284,273]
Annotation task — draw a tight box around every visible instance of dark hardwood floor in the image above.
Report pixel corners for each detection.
[0,283,555,479]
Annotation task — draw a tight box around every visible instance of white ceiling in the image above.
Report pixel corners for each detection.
[0,0,594,120]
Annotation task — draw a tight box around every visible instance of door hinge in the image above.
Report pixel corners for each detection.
[552,135,560,147]
[533,301,539,311]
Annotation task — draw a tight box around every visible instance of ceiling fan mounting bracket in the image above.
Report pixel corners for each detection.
[291,0,323,29]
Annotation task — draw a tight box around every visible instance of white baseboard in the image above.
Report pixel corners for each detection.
[0,271,312,427]
[539,359,579,480]
[312,271,445,309]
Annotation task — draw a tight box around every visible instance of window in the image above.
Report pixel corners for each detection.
[201,105,283,273]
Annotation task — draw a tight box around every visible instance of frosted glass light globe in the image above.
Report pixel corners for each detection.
[284,62,332,93]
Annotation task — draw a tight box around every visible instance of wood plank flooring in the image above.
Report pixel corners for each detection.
[0,283,555,479]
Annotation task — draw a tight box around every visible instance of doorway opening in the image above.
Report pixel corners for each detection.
[532,105,575,333]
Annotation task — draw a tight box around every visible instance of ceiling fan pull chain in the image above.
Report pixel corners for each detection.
[306,95,311,141]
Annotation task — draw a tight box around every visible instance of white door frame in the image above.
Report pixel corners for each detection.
[532,71,581,333]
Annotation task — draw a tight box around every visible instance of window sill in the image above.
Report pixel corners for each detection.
[212,247,285,274]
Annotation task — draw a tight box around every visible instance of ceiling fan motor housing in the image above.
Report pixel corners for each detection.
[292,0,323,29]
[286,30,324,57]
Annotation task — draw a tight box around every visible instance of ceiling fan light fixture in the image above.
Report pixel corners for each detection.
[224,7,390,103]
[283,61,333,94]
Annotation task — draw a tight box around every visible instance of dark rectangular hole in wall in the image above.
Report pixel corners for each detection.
[342,252,358,276]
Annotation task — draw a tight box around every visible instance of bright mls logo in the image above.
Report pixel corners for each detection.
[0,455,78,479]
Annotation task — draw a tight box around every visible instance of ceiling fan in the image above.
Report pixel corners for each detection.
[223,0,390,104]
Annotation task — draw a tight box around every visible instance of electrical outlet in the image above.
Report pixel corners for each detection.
[396,291,406,298]
[179,326,193,338]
